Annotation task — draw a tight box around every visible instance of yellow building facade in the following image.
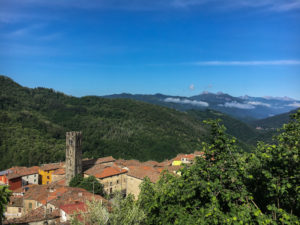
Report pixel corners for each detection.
[38,169,55,185]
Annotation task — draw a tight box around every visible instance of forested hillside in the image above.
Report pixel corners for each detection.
[251,108,300,129]
[0,76,276,170]
[1,76,209,170]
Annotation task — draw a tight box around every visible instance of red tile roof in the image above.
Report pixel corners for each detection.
[127,166,161,183]
[84,164,127,179]
[60,202,87,215]
[4,206,59,224]
[53,168,65,175]
[40,162,64,171]
[83,156,115,166]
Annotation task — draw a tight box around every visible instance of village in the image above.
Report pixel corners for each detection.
[0,132,203,224]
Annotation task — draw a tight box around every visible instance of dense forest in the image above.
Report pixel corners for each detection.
[0,76,276,170]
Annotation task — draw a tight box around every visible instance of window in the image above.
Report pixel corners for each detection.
[18,208,22,213]
[34,174,36,177]
[29,203,32,209]
[117,180,119,184]
[110,182,112,186]
[110,188,112,194]
[47,176,50,179]
[34,179,36,183]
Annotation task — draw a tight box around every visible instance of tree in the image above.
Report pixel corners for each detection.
[0,186,11,225]
[247,110,300,223]
[69,175,105,196]
[138,119,269,224]
[71,192,145,225]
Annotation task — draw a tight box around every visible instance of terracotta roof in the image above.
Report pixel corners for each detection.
[4,206,59,224]
[8,196,23,207]
[60,202,87,215]
[53,168,65,175]
[84,164,127,179]
[40,162,64,171]
[115,159,143,167]
[83,156,115,166]
[7,173,22,180]
[173,154,196,161]
[127,166,160,183]
[48,187,106,208]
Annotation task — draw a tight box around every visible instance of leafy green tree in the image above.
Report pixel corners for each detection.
[69,174,84,187]
[71,193,145,225]
[69,175,104,196]
[248,110,300,223]
[0,186,11,225]
[138,120,270,224]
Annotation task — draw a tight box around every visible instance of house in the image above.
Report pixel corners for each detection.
[52,168,65,183]
[5,196,23,219]
[126,166,161,199]
[7,173,23,191]
[84,164,127,195]
[20,166,40,186]
[171,152,203,166]
[39,163,64,185]
[4,206,60,225]
[82,156,116,171]
[0,170,9,185]
[60,202,87,223]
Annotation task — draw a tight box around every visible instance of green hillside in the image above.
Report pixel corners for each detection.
[251,108,300,129]
[0,76,209,170]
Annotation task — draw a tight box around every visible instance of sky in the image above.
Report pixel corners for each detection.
[0,0,300,99]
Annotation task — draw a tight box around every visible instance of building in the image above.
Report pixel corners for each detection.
[39,163,63,185]
[84,164,127,195]
[60,202,87,223]
[5,196,23,219]
[126,165,161,199]
[65,131,82,185]
[21,166,40,186]
[7,173,22,191]
[0,170,9,185]
[52,168,65,183]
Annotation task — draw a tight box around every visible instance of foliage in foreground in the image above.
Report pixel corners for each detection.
[73,110,299,224]
[0,186,11,225]
[69,175,105,196]
[71,192,146,225]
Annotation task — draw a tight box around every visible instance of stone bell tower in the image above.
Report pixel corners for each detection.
[65,131,82,185]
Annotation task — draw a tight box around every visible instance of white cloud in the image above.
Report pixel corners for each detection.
[247,101,271,107]
[189,84,195,90]
[191,60,300,66]
[287,102,300,108]
[219,101,255,109]
[262,96,295,101]
[164,97,209,107]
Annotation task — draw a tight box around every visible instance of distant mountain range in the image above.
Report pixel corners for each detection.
[103,92,300,121]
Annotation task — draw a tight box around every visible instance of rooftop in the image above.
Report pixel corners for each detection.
[84,164,127,179]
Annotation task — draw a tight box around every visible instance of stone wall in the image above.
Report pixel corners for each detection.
[126,175,143,199]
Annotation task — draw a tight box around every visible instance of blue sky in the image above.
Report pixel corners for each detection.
[0,0,300,99]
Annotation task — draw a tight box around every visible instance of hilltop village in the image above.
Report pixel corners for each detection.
[0,132,203,224]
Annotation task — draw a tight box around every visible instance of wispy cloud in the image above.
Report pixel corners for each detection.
[219,101,255,109]
[287,102,300,107]
[164,97,209,107]
[191,60,300,66]
[247,101,271,107]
